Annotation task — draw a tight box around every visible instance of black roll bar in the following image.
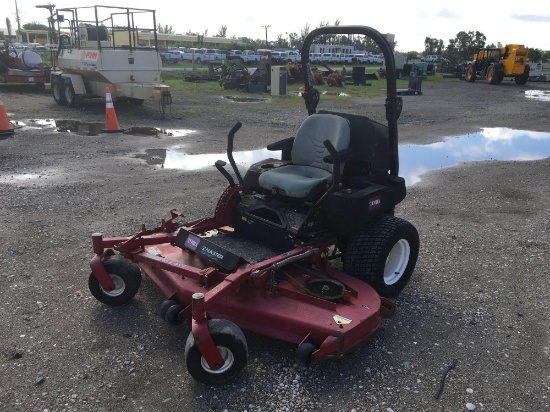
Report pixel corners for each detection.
[299,26,402,176]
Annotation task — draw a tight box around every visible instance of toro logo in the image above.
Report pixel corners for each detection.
[184,234,200,251]
[80,51,98,60]
[369,196,382,211]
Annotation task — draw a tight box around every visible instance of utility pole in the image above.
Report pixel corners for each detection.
[262,24,270,48]
[14,0,23,42]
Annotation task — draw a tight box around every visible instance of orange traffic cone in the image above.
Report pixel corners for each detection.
[102,87,124,133]
[0,96,15,136]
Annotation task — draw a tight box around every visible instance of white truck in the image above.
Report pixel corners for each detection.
[229,50,261,63]
[160,49,183,63]
[47,5,170,111]
[182,48,224,64]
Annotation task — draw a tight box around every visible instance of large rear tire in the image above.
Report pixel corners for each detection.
[515,71,529,85]
[52,78,67,105]
[487,64,499,85]
[64,79,82,108]
[343,215,420,297]
[465,64,476,82]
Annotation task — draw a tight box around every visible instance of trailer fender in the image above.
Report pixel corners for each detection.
[64,74,87,94]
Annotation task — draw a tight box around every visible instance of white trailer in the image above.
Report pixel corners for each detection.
[46,5,171,113]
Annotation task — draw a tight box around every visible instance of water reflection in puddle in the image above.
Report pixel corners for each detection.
[223,96,269,103]
[138,128,550,184]
[16,119,197,137]
[400,128,550,184]
[135,148,278,169]
[525,90,550,101]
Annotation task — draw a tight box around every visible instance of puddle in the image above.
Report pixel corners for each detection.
[136,128,550,185]
[135,148,279,169]
[15,119,197,137]
[223,96,270,103]
[400,128,550,184]
[525,90,550,101]
[56,120,105,136]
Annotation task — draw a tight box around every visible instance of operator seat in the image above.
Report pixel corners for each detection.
[258,113,350,199]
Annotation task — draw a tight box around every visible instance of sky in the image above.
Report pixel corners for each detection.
[3,0,550,52]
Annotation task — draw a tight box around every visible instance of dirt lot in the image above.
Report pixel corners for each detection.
[1,77,549,412]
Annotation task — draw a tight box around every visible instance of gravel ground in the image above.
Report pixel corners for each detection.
[1,77,549,412]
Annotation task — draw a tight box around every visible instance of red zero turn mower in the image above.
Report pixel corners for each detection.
[88,26,419,385]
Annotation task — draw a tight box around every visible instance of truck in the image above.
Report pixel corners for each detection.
[229,50,261,63]
[182,48,224,64]
[465,44,529,85]
[44,5,170,112]
[159,48,183,63]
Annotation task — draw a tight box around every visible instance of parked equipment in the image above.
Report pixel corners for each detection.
[88,25,419,385]
[465,44,530,85]
[0,45,52,88]
[42,6,171,114]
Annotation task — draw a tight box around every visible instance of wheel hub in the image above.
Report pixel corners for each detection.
[99,274,125,297]
[201,346,234,374]
[384,239,411,285]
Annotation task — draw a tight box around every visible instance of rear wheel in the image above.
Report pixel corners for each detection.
[343,215,420,297]
[52,78,67,105]
[487,64,499,85]
[515,71,529,85]
[465,64,476,82]
[185,319,248,385]
[64,79,81,108]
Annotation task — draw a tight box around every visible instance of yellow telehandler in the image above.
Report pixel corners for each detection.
[465,44,529,85]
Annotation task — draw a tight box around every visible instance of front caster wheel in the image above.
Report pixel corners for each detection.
[88,255,142,306]
[184,319,248,385]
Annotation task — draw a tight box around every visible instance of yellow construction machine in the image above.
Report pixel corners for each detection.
[465,44,529,85]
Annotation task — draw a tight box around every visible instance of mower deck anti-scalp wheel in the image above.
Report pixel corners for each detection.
[295,342,317,367]
[343,215,420,298]
[184,319,248,385]
[88,255,142,306]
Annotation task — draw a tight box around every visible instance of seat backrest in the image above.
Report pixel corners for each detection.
[291,114,350,173]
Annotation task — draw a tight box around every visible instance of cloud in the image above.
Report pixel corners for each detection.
[511,14,550,22]
[436,8,460,18]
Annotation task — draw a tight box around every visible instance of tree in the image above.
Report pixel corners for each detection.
[406,51,420,60]
[447,30,486,62]
[157,24,175,34]
[23,22,49,31]
[216,25,227,38]
[424,36,444,55]
[529,48,543,63]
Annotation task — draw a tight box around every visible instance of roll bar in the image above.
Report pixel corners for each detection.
[299,26,402,176]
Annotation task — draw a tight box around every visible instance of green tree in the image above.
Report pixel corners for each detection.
[23,22,49,31]
[447,30,486,62]
[157,24,175,34]
[406,51,419,60]
[424,36,444,55]
[529,48,543,63]
[215,25,227,38]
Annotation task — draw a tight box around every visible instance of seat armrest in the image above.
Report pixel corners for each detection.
[267,137,295,161]
[323,148,353,164]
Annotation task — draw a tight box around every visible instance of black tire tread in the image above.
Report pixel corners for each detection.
[88,255,141,306]
[185,319,248,385]
[343,215,419,297]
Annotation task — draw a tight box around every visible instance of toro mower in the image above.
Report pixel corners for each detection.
[88,26,419,385]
